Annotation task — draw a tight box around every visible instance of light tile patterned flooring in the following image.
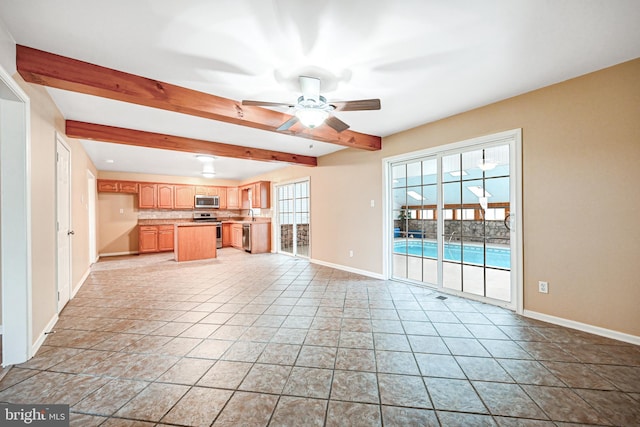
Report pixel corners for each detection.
[1,250,639,426]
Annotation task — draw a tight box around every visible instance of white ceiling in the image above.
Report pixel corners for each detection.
[1,0,639,180]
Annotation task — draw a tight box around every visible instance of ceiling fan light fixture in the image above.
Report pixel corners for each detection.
[196,154,216,162]
[295,108,329,128]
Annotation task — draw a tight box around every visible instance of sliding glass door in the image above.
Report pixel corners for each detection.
[276,180,310,257]
[389,131,520,308]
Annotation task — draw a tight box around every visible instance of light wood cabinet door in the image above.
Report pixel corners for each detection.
[231,224,243,248]
[253,181,270,208]
[139,226,158,253]
[174,185,195,209]
[195,186,216,196]
[157,184,174,209]
[157,225,174,251]
[222,223,232,247]
[138,183,157,208]
[119,181,139,193]
[97,180,119,192]
[216,187,227,209]
[227,187,239,209]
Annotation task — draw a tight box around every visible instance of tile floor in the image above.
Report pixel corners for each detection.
[1,250,639,426]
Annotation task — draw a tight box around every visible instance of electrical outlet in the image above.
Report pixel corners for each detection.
[370,199,375,208]
[538,281,549,294]
[349,250,354,258]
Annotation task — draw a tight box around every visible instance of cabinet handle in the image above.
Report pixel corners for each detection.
[67,230,75,235]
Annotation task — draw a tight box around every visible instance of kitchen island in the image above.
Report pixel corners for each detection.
[174,223,217,262]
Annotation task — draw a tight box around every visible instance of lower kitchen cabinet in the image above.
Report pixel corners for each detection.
[157,225,175,251]
[231,224,243,249]
[139,225,174,253]
[222,223,232,247]
[139,226,159,253]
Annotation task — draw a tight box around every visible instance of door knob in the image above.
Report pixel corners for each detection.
[67,230,75,235]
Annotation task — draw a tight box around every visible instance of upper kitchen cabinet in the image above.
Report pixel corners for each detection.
[227,187,239,209]
[138,183,157,208]
[157,184,174,209]
[195,186,216,196]
[174,185,195,209]
[97,179,138,194]
[241,182,270,209]
[252,181,270,209]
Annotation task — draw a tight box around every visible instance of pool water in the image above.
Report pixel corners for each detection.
[394,240,510,269]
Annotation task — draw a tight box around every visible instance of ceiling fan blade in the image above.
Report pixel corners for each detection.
[331,99,381,111]
[325,116,350,133]
[299,76,321,102]
[277,116,300,131]
[242,100,294,108]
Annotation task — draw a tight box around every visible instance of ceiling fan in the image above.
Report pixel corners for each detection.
[242,76,381,132]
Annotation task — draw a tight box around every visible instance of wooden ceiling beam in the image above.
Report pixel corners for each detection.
[18,45,381,151]
[66,120,317,167]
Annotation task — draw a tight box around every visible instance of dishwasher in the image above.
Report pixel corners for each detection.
[242,224,251,252]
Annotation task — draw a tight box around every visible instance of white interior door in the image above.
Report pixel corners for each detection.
[56,137,71,311]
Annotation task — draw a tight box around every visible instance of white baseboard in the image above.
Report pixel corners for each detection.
[99,251,138,257]
[523,309,640,346]
[71,267,91,299]
[31,313,59,357]
[310,258,385,280]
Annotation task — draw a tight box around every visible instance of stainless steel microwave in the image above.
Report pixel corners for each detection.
[194,195,219,209]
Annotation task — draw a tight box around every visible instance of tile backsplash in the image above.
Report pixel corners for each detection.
[138,209,272,219]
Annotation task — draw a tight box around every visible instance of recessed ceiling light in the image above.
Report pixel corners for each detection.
[202,172,216,178]
[407,190,425,201]
[105,159,114,163]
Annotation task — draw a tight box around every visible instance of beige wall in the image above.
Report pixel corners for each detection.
[14,74,97,343]
[70,139,98,289]
[256,58,640,337]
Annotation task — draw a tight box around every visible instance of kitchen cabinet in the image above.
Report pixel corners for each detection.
[222,223,232,247]
[174,185,195,209]
[240,181,270,209]
[138,183,157,208]
[252,181,270,209]
[139,224,174,253]
[217,187,227,209]
[195,186,216,196]
[157,225,175,251]
[139,226,159,253]
[227,187,240,209]
[157,184,174,209]
[97,179,138,193]
[248,222,271,253]
[231,224,243,249]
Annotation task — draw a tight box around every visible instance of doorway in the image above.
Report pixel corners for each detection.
[386,130,522,311]
[276,179,310,258]
[56,136,72,312]
[0,64,32,366]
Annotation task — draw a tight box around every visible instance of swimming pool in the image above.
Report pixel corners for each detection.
[394,240,511,269]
